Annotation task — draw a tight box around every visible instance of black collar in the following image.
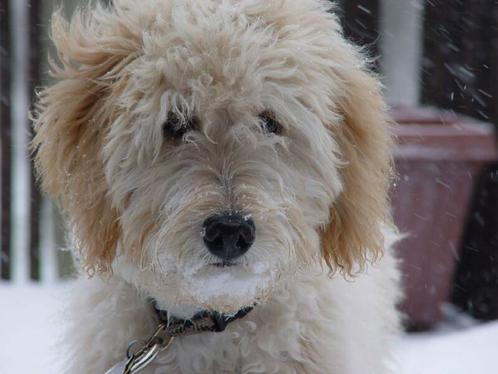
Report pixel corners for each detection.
[151,300,254,336]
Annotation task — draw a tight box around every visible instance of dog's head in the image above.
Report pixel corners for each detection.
[33,0,393,313]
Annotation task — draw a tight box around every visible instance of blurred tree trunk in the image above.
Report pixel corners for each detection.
[28,0,42,280]
[0,0,12,280]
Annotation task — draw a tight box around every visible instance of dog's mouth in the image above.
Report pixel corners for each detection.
[211,261,238,268]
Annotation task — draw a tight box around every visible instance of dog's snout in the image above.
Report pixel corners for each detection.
[202,212,256,261]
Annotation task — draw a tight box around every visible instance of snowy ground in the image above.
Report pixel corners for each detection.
[1,283,498,374]
[393,306,498,374]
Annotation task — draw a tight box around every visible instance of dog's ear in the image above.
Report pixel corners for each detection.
[320,57,394,275]
[32,9,137,274]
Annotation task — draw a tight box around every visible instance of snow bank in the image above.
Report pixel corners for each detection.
[1,283,497,373]
[394,314,498,374]
[0,283,69,374]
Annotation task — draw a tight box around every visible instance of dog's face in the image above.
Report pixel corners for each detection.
[34,0,392,312]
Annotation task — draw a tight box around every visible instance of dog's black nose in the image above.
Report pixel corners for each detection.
[202,212,256,261]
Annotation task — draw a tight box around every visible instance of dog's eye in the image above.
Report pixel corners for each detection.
[259,112,282,135]
[163,112,197,142]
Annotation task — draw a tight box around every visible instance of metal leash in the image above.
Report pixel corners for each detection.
[105,323,175,374]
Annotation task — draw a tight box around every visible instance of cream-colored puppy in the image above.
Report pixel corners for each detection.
[33,0,401,373]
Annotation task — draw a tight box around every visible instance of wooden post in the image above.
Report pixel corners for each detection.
[28,0,42,280]
[379,0,424,105]
[0,0,12,280]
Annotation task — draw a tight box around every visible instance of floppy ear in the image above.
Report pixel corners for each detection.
[320,58,394,275]
[32,9,139,273]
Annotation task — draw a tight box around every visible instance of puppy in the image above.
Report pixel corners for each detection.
[33,0,402,373]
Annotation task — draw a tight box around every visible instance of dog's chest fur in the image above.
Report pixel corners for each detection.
[65,245,400,374]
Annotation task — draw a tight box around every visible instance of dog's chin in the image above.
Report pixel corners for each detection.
[210,261,239,268]
[154,261,277,317]
[115,255,278,318]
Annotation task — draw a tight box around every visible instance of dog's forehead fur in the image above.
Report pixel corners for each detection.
[33,0,393,310]
[118,0,345,129]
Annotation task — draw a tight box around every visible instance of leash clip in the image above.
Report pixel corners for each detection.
[105,323,174,374]
[124,323,175,374]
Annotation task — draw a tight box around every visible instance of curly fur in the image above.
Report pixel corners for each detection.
[33,0,402,373]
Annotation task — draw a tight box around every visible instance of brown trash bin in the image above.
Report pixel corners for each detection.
[390,106,498,330]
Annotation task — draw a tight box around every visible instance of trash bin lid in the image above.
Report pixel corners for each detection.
[390,106,498,162]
